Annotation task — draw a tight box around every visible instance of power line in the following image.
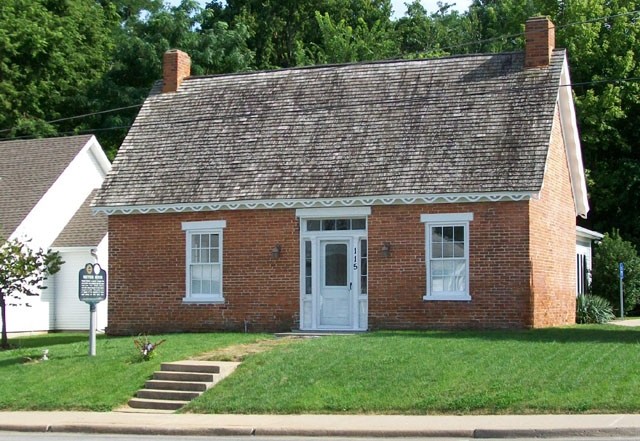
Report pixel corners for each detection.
[1,9,639,140]
[0,103,144,135]
[2,75,639,142]
[417,9,640,58]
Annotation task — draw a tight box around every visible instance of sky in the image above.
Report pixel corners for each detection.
[165,0,474,18]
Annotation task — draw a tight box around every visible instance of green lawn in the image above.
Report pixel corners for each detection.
[0,332,267,411]
[2,326,640,414]
[185,325,640,415]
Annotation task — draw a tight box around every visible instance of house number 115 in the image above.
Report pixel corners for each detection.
[353,246,358,270]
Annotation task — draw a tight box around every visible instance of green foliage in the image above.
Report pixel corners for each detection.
[576,294,614,324]
[0,0,115,139]
[591,230,640,315]
[0,237,63,348]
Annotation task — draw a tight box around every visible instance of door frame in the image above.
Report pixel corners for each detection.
[296,207,370,331]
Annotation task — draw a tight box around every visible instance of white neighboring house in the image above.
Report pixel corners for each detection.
[0,135,110,333]
[576,226,604,296]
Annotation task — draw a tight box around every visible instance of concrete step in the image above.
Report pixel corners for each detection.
[161,361,220,374]
[128,397,189,411]
[153,371,216,382]
[121,361,240,413]
[144,379,208,392]
[137,389,201,401]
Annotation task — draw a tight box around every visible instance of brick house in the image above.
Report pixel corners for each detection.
[94,17,589,334]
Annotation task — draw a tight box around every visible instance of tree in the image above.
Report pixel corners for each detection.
[0,238,62,349]
[87,0,254,157]
[591,230,640,315]
[465,0,640,248]
[0,0,115,139]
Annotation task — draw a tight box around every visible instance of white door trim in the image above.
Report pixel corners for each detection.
[299,219,368,331]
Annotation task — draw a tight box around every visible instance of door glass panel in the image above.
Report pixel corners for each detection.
[325,243,348,286]
[305,241,312,295]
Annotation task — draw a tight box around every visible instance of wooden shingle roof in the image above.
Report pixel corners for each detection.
[0,135,94,238]
[94,51,566,211]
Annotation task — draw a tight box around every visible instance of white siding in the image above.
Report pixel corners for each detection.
[53,246,107,331]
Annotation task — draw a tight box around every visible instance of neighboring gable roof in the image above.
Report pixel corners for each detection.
[53,189,107,248]
[94,50,574,213]
[0,135,95,238]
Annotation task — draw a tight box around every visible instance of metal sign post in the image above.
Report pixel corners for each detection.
[79,263,107,356]
[619,262,624,319]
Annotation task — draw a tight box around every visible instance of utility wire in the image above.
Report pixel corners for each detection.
[3,75,639,142]
[1,9,639,140]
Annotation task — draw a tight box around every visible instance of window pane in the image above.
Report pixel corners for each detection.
[211,266,221,294]
[212,234,219,247]
[352,218,366,230]
[431,260,444,275]
[453,226,464,241]
[432,276,444,292]
[443,242,454,258]
[361,239,368,258]
[191,249,199,263]
[432,227,443,243]
[322,219,336,230]
[453,242,465,258]
[201,234,210,248]
[325,243,347,286]
[191,234,200,249]
[442,226,454,242]
[306,276,312,294]
[305,241,312,295]
[432,242,443,258]
[307,220,321,231]
[336,219,350,230]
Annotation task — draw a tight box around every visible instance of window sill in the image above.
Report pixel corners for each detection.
[423,294,471,302]
[182,297,225,305]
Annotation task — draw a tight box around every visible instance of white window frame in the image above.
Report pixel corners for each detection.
[421,213,473,301]
[181,220,227,304]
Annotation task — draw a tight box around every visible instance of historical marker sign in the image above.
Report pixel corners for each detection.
[79,263,107,303]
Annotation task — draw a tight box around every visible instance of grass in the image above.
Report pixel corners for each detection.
[185,325,640,415]
[0,332,268,411]
[2,326,640,414]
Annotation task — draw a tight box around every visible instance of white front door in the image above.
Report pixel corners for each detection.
[319,240,352,328]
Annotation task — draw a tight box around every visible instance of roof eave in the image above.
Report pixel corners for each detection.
[558,55,589,218]
[92,191,539,215]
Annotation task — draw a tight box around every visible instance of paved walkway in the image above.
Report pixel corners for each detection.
[1,411,640,438]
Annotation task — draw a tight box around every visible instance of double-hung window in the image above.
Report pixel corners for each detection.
[421,213,473,301]
[182,220,226,303]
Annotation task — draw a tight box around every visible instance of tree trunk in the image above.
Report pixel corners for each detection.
[0,294,8,349]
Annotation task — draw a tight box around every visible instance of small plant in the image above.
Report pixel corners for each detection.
[576,294,615,324]
[133,335,166,361]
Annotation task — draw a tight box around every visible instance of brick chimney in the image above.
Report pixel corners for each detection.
[525,17,555,68]
[162,49,191,93]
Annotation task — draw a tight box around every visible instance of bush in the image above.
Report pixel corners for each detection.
[576,294,615,324]
[591,230,640,315]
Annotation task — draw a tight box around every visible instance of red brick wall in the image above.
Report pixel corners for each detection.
[528,107,577,327]
[367,202,532,330]
[108,200,542,334]
[107,209,300,334]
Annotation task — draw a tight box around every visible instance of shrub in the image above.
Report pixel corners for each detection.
[591,230,640,315]
[576,294,615,324]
